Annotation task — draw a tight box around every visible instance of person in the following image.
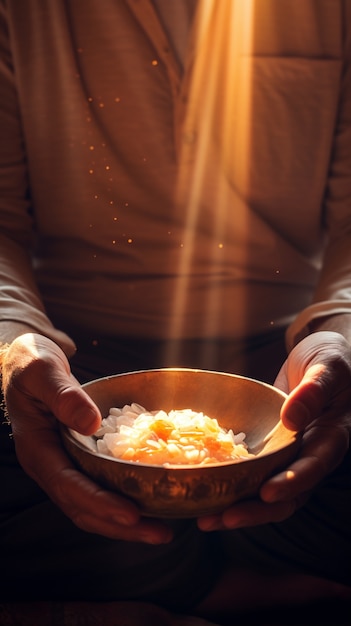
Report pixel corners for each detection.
[0,0,351,624]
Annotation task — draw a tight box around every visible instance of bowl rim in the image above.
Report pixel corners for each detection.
[61,368,300,471]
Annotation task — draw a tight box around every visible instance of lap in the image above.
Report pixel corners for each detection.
[221,447,351,586]
[0,414,217,609]
[0,461,217,609]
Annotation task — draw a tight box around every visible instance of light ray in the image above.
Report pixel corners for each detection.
[167,0,256,363]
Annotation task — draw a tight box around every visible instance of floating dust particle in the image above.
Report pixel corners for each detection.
[89,169,94,174]
[112,240,116,244]
[218,243,224,249]
[105,165,110,171]
[109,200,114,205]
[127,238,133,244]
[113,217,118,221]
[88,97,93,103]
[125,202,129,207]
[94,195,98,199]
[89,145,95,151]
[92,339,98,347]
[275,270,280,274]
[151,59,158,66]
[99,102,105,108]
[115,97,121,103]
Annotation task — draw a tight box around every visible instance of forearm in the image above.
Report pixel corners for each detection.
[0,235,75,355]
[0,320,42,345]
[309,313,351,345]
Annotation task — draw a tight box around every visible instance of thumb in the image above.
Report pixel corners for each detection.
[3,333,102,435]
[281,363,327,431]
[43,351,102,434]
[48,382,102,435]
[37,345,103,434]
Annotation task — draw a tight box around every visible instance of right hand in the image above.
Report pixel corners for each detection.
[1,333,173,544]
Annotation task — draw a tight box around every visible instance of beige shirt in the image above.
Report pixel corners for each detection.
[0,0,351,356]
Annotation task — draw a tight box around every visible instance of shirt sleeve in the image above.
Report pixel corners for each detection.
[286,6,351,350]
[0,1,76,356]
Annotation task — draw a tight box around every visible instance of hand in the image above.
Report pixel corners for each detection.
[198,331,351,532]
[1,333,173,544]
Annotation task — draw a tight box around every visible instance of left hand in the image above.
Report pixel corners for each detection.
[197,331,351,532]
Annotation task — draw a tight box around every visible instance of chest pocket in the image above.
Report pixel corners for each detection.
[215,56,342,253]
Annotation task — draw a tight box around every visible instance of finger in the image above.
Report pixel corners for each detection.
[30,357,103,434]
[261,422,349,503]
[49,384,102,434]
[281,336,351,431]
[3,336,102,434]
[55,468,173,543]
[281,363,332,431]
[21,426,172,543]
[197,492,309,531]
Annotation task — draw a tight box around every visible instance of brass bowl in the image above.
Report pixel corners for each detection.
[61,368,301,518]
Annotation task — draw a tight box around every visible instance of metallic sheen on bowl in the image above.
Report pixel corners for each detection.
[61,368,301,518]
